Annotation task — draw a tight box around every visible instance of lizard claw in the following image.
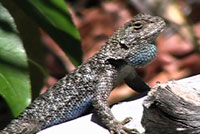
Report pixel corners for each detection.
[121,117,133,125]
[108,117,140,134]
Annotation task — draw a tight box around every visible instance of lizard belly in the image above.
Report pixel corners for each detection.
[66,97,93,120]
[46,96,93,128]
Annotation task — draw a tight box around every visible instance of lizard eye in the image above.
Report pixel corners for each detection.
[133,21,143,30]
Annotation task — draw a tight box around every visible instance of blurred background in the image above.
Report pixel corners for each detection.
[0,0,200,130]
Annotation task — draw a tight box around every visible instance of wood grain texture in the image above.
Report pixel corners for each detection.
[142,75,200,134]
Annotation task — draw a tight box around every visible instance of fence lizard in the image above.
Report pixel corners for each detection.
[1,13,165,134]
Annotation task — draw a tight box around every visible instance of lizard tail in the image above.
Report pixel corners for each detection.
[1,119,41,134]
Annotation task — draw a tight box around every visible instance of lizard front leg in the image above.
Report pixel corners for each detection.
[92,75,139,134]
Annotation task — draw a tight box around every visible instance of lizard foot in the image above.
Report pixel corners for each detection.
[109,117,140,134]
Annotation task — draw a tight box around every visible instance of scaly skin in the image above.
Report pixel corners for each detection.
[1,13,165,134]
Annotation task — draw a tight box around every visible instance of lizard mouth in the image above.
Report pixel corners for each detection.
[148,22,166,40]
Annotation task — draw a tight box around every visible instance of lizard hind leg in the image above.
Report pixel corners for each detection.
[109,117,140,134]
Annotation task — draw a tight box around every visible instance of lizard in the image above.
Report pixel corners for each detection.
[1,13,166,134]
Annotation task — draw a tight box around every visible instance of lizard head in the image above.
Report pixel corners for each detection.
[103,13,165,68]
[116,13,166,67]
[118,13,166,48]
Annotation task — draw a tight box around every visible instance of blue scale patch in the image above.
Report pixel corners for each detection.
[128,44,157,67]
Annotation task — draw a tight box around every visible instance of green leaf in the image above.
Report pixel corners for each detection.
[13,0,82,66]
[1,0,48,99]
[0,3,31,117]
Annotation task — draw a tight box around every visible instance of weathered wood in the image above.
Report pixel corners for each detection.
[142,75,200,134]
